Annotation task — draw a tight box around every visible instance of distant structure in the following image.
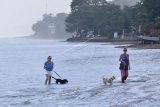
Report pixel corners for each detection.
[137,36,160,44]
[111,0,140,8]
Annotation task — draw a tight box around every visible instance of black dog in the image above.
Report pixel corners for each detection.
[55,79,68,84]
[52,77,68,84]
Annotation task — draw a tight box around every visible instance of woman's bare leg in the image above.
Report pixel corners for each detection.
[45,75,49,85]
[48,76,51,85]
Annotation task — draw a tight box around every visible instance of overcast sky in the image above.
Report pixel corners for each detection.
[0,0,72,38]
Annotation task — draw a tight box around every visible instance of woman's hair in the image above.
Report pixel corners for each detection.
[123,48,127,51]
[48,56,52,59]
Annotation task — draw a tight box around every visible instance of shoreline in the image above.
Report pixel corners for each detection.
[115,44,160,49]
[66,37,137,42]
[66,38,160,49]
[8,36,160,49]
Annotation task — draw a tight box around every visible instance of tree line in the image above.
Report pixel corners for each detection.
[32,0,160,39]
[65,0,160,38]
[32,13,70,39]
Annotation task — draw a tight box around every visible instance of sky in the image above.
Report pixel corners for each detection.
[0,0,72,38]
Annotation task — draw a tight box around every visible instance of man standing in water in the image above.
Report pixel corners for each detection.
[44,56,54,85]
[119,48,130,83]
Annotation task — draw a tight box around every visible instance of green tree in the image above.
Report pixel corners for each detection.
[155,17,160,36]
[141,0,160,21]
[32,13,69,38]
[32,14,54,38]
[53,13,70,38]
[66,0,128,38]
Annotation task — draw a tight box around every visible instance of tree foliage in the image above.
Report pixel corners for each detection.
[141,0,160,21]
[66,0,160,38]
[66,0,129,38]
[32,13,69,38]
[137,0,160,35]
[32,14,53,37]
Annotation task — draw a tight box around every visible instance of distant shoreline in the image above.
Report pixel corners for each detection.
[66,37,137,43]
[116,44,160,49]
[15,35,68,41]
[12,36,160,49]
[66,37,160,49]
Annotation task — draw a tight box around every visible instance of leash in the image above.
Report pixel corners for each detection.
[51,76,57,80]
[61,36,97,54]
[58,36,98,60]
[54,71,62,79]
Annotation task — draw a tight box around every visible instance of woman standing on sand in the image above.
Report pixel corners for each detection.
[44,56,54,85]
[119,48,130,83]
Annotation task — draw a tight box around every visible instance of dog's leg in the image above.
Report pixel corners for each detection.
[105,81,108,85]
[103,78,105,85]
[56,81,58,84]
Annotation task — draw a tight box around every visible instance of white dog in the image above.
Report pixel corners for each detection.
[103,76,115,85]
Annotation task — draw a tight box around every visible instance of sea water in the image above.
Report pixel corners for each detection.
[0,38,160,107]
